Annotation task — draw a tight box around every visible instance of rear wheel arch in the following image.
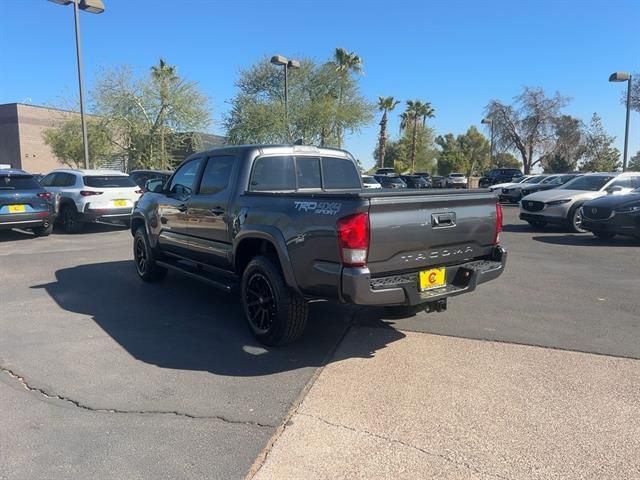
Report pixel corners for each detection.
[233,231,299,293]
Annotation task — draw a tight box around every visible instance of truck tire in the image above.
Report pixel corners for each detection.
[241,255,308,346]
[33,221,53,237]
[60,204,84,234]
[133,226,167,282]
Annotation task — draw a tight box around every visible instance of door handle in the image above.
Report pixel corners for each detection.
[177,204,187,212]
[210,207,224,216]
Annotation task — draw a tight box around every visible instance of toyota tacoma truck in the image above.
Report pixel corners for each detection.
[131,145,507,346]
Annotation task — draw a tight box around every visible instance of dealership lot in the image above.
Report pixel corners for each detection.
[1,206,639,479]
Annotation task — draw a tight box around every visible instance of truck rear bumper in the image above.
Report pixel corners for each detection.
[341,246,507,306]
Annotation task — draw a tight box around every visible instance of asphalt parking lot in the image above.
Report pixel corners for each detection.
[1,206,639,479]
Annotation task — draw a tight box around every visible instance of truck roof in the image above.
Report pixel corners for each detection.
[188,144,352,160]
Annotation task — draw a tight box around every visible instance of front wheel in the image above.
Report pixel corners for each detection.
[241,256,308,346]
[133,227,167,282]
[569,206,587,233]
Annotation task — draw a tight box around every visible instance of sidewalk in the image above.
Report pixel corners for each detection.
[250,325,640,480]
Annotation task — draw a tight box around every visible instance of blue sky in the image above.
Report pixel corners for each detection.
[1,0,638,169]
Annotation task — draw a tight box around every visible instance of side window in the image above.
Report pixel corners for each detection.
[169,158,203,197]
[60,173,77,187]
[630,176,640,189]
[199,156,235,195]
[611,177,632,189]
[322,157,361,189]
[296,157,321,189]
[40,173,57,187]
[250,156,295,191]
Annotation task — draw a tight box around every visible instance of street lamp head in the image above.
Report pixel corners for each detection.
[49,0,105,13]
[609,71,631,82]
[79,0,105,13]
[481,118,492,125]
[288,60,301,69]
[270,55,288,66]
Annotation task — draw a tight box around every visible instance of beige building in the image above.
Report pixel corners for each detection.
[0,103,80,173]
[0,102,225,173]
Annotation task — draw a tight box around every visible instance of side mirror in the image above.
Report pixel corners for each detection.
[607,185,623,194]
[145,178,164,193]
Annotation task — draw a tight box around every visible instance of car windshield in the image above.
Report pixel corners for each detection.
[83,175,137,188]
[540,176,558,184]
[523,176,546,184]
[559,175,614,191]
[388,177,405,184]
[450,173,464,177]
[548,175,576,185]
[0,175,41,190]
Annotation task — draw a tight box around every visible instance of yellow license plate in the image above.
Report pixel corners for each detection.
[114,199,127,207]
[419,268,446,291]
[8,204,26,213]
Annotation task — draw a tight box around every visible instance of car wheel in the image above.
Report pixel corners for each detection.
[32,221,53,237]
[569,205,587,233]
[61,205,83,234]
[527,220,547,229]
[593,231,615,240]
[133,227,167,282]
[241,255,308,347]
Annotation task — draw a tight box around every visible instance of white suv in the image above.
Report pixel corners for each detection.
[519,172,640,232]
[446,173,468,188]
[40,169,142,233]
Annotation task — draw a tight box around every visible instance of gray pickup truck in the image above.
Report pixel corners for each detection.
[131,145,507,346]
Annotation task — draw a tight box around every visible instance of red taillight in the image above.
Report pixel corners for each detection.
[80,190,103,197]
[135,189,143,195]
[37,192,52,200]
[337,212,369,267]
[494,202,503,244]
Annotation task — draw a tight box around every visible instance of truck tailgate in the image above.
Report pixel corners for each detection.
[366,191,498,275]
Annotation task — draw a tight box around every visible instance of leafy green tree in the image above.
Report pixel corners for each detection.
[628,151,640,172]
[541,115,584,172]
[579,113,621,172]
[93,59,210,170]
[376,96,400,168]
[225,54,373,147]
[435,127,491,176]
[43,118,113,168]
[486,87,569,174]
[494,152,521,169]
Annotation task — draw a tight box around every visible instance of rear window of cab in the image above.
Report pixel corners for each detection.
[250,156,361,192]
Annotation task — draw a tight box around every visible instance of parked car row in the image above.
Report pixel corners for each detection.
[519,172,640,239]
[0,167,172,238]
[370,169,467,189]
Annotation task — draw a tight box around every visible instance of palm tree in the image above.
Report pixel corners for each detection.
[377,96,400,169]
[402,100,435,173]
[333,48,363,147]
[151,58,178,169]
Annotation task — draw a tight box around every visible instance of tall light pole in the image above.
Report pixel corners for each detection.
[270,55,300,142]
[482,117,494,168]
[49,0,105,170]
[609,71,632,172]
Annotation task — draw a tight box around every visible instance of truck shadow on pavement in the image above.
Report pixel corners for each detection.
[32,260,405,377]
